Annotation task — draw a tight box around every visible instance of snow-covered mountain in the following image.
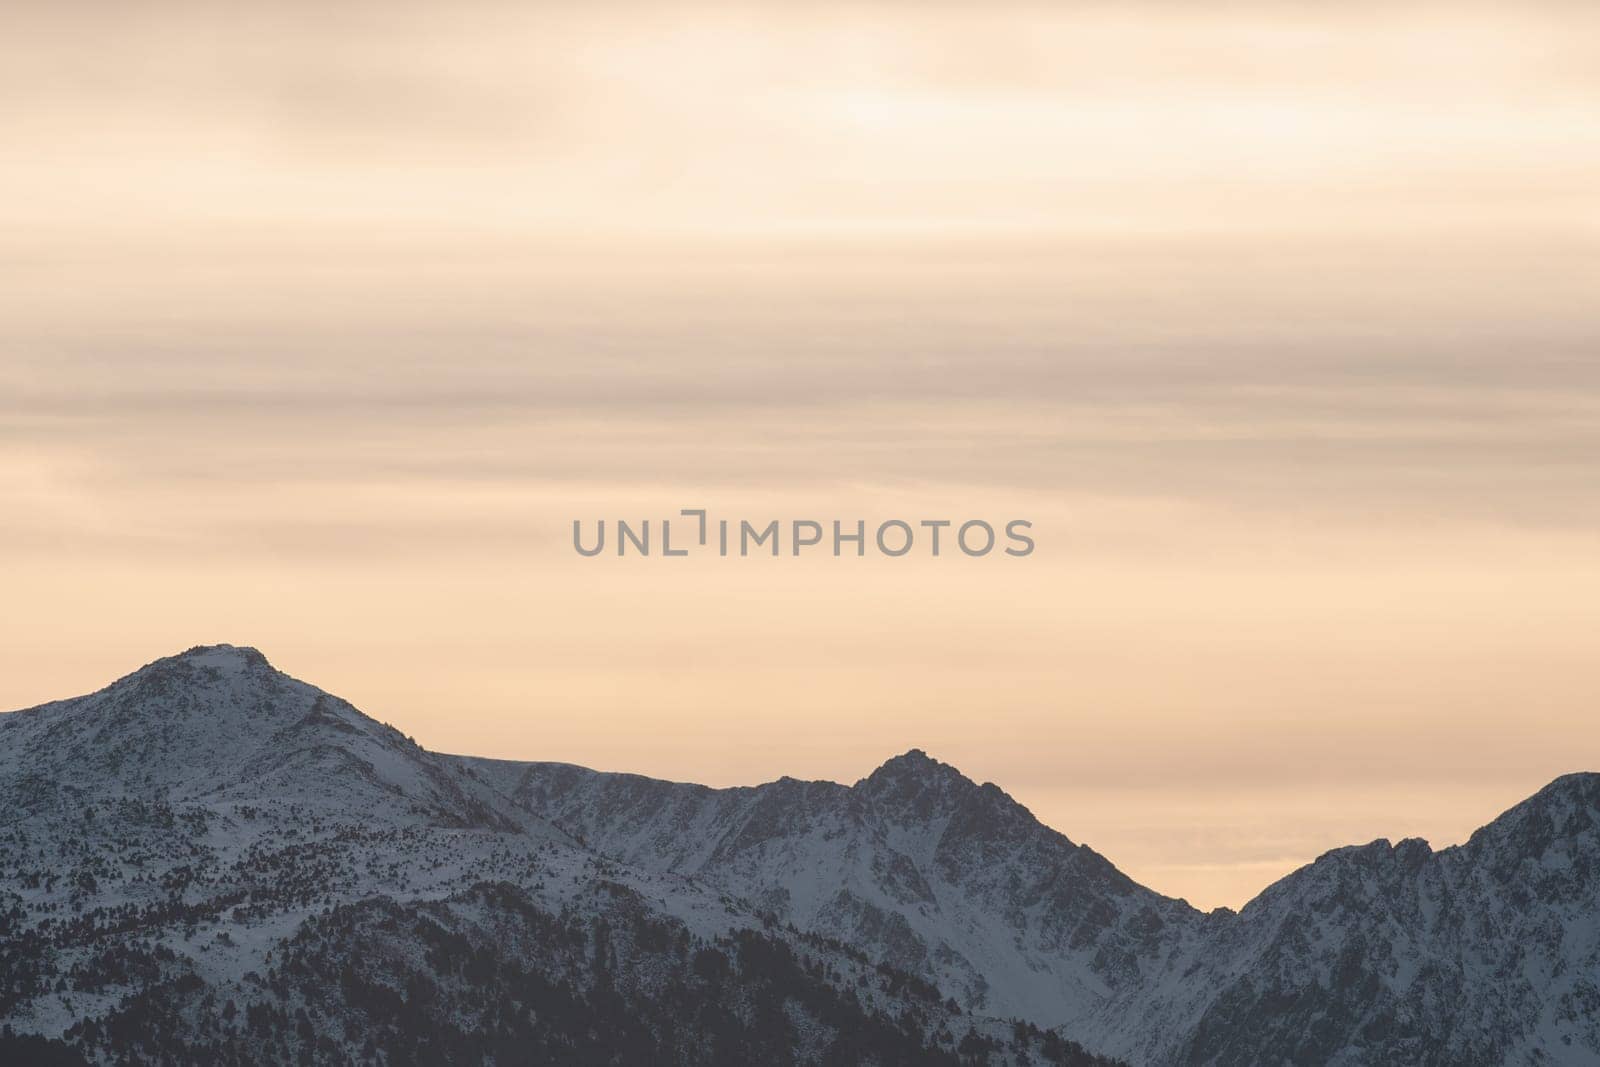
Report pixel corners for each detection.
[1,645,514,832]
[1141,773,1600,1067]
[3,646,1597,1065]
[464,751,1200,1027]
[478,752,1600,1065]
[0,647,1116,1066]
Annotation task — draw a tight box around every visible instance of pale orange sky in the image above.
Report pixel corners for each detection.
[2,1,1598,911]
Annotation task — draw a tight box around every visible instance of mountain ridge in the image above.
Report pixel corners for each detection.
[3,644,1597,1066]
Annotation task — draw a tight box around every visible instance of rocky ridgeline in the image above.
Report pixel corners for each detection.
[2,646,1596,1065]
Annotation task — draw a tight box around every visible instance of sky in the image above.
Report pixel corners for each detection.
[2,0,1598,910]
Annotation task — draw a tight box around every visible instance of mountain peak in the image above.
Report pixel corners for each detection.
[98,643,275,690]
[1481,771,1600,828]
[868,748,954,779]
[1462,770,1600,865]
[1536,770,1600,798]
[169,643,272,671]
[856,748,1035,838]
[0,644,519,830]
[91,644,279,701]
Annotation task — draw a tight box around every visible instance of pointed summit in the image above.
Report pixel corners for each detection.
[0,644,511,830]
[856,748,976,820]
[862,748,961,783]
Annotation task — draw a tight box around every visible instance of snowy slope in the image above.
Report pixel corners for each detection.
[0,647,1117,1066]
[468,751,1203,1025]
[0,645,512,830]
[478,753,1600,1066]
[3,646,1597,1066]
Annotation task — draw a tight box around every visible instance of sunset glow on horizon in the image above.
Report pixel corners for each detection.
[3,0,1598,911]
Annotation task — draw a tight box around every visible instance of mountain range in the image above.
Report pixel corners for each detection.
[2,645,1596,1065]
